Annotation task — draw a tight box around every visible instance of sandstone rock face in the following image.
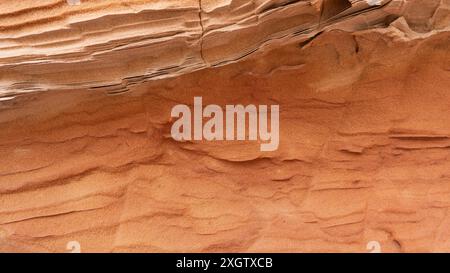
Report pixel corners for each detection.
[0,0,449,252]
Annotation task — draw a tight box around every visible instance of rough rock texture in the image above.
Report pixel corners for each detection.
[0,0,449,252]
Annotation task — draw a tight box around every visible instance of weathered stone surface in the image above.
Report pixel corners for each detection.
[0,0,449,252]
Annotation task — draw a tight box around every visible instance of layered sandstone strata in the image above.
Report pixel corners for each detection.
[0,0,449,252]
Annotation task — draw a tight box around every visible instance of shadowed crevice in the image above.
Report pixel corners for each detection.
[321,0,352,21]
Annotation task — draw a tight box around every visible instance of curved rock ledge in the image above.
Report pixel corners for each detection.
[0,0,448,96]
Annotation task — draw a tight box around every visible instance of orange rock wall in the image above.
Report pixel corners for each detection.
[0,0,449,252]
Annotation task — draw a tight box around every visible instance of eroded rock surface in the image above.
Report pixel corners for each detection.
[0,0,449,252]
